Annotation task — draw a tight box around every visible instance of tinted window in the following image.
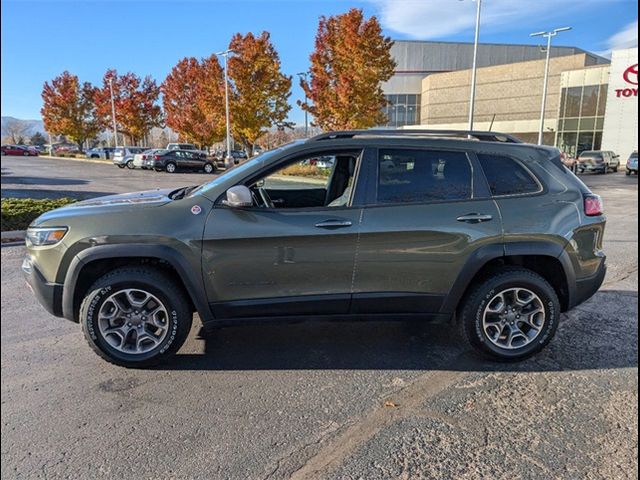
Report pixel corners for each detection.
[377,149,472,204]
[477,154,540,196]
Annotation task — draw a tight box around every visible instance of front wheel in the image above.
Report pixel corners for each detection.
[203,163,215,174]
[613,165,619,173]
[165,162,176,173]
[80,267,193,368]
[459,267,560,361]
[117,164,126,169]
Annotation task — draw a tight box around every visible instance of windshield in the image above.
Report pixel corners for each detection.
[189,141,305,197]
[580,151,601,158]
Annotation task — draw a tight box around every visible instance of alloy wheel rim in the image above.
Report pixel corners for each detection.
[167,164,175,172]
[482,287,545,350]
[97,288,169,355]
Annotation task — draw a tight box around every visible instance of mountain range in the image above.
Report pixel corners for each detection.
[1,116,46,139]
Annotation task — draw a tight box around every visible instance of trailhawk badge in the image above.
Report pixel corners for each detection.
[191,205,202,215]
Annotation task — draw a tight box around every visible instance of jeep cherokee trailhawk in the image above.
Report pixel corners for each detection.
[23,130,607,367]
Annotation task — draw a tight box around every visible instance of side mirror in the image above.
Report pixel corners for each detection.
[222,185,253,208]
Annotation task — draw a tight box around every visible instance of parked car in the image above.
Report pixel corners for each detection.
[112,146,147,169]
[133,149,167,169]
[1,145,33,156]
[560,152,578,173]
[86,147,115,159]
[53,144,82,154]
[143,149,215,173]
[577,150,620,174]
[215,150,248,168]
[626,151,638,176]
[23,129,607,367]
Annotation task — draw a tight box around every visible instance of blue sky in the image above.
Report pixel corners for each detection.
[1,0,637,125]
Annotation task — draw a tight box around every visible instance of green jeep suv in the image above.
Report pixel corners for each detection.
[23,130,607,367]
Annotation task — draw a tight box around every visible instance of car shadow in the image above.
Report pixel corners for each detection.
[1,188,114,200]
[158,289,637,373]
[0,175,89,186]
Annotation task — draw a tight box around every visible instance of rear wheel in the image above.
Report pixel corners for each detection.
[165,162,177,173]
[80,267,193,368]
[117,164,126,169]
[23,151,30,156]
[459,267,560,361]
[126,160,135,169]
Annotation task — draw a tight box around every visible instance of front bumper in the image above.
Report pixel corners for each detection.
[22,255,64,317]
[572,258,607,309]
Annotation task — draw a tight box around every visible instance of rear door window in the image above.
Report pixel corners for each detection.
[477,154,540,196]
[376,149,472,204]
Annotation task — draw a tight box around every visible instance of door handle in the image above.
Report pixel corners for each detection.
[456,213,493,223]
[315,220,353,229]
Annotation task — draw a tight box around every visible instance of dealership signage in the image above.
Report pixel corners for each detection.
[616,63,638,98]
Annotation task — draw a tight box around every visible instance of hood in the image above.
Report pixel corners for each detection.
[70,188,175,208]
[32,188,178,226]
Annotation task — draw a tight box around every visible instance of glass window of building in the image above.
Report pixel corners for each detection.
[555,83,608,158]
[382,94,422,128]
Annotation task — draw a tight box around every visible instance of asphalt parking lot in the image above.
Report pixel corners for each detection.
[1,155,638,479]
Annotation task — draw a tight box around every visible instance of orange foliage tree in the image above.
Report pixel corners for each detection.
[94,70,162,145]
[228,32,292,155]
[41,71,101,150]
[161,55,226,148]
[300,8,396,130]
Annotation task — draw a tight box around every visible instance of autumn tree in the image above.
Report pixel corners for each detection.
[162,55,226,148]
[94,70,162,145]
[41,71,101,151]
[228,32,292,155]
[300,9,395,130]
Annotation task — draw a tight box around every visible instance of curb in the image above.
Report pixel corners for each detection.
[39,155,111,165]
[1,229,25,247]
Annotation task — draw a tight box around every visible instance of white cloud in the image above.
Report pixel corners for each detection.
[606,20,638,51]
[369,0,612,39]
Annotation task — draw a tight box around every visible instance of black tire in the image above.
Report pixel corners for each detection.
[91,154,99,159]
[117,164,126,169]
[79,267,193,368]
[458,267,560,362]
[626,170,631,176]
[165,162,177,173]
[613,165,618,173]
[126,160,135,169]
[155,168,163,172]
[23,151,30,156]
[203,162,215,174]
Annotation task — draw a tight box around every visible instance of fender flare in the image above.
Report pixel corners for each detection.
[439,241,576,314]
[61,244,213,323]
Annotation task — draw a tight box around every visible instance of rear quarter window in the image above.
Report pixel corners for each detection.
[477,154,541,196]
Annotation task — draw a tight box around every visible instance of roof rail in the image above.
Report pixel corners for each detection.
[309,129,523,143]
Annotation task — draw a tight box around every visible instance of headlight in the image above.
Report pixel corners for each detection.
[26,227,68,246]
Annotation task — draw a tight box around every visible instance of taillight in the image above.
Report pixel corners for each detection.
[154,155,161,160]
[584,194,604,216]
[142,154,147,160]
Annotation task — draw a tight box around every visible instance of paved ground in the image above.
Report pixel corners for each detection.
[1,155,638,479]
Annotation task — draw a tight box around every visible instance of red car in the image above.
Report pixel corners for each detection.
[1,145,37,156]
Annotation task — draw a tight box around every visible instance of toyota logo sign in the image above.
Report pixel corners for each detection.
[623,64,638,85]
[616,63,639,98]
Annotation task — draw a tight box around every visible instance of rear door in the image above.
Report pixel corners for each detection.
[352,146,502,315]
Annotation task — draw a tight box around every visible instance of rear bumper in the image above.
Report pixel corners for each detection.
[22,255,64,317]
[571,258,607,309]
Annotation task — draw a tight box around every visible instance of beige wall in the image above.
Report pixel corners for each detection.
[418,54,599,137]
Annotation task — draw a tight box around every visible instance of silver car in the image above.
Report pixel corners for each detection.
[577,150,620,174]
[133,149,167,169]
[626,151,638,176]
[112,146,147,169]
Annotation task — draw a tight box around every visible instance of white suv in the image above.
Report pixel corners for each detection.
[112,146,147,169]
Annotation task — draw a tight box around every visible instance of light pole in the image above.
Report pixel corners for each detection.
[108,77,119,147]
[461,0,483,134]
[297,72,309,137]
[531,27,572,145]
[216,49,234,168]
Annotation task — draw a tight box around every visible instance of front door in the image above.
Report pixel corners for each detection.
[352,147,503,315]
[201,149,364,319]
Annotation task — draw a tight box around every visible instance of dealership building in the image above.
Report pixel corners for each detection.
[383,41,638,159]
